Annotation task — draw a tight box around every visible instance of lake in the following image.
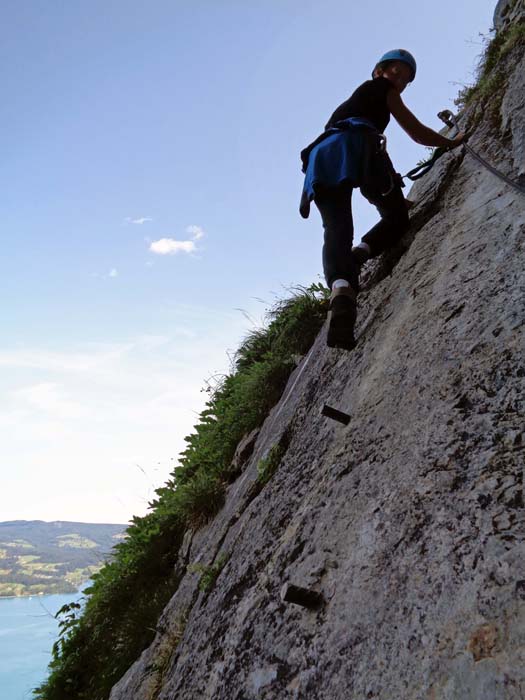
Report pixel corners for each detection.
[0,586,87,700]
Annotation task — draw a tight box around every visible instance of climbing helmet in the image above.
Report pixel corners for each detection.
[372,49,417,81]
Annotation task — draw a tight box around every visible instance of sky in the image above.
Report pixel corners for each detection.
[1,0,498,524]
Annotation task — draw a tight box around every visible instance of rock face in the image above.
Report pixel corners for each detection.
[494,0,525,30]
[110,9,525,700]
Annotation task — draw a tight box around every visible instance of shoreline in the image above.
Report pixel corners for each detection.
[0,581,91,600]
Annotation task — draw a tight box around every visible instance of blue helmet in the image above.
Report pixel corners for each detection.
[373,49,417,81]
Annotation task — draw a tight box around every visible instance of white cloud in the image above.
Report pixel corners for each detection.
[148,225,205,256]
[186,225,205,240]
[91,269,119,279]
[125,217,153,225]
[12,382,87,420]
[150,238,196,255]
[0,343,133,373]
[173,327,197,339]
[134,335,170,349]
[0,311,254,522]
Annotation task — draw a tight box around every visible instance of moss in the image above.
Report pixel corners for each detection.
[190,553,229,593]
[257,429,292,486]
[149,610,189,696]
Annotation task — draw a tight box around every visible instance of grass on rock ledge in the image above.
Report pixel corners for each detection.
[454,12,525,125]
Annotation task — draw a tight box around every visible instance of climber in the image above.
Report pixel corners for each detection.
[299,49,466,351]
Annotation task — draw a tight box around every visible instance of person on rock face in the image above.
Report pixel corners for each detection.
[299,49,466,351]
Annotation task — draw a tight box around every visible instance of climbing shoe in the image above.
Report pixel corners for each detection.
[327,286,357,351]
[351,245,370,267]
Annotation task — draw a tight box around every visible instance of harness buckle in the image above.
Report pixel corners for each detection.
[377,134,387,152]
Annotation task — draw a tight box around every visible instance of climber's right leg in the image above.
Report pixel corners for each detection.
[314,182,359,292]
[313,183,359,350]
[326,284,357,350]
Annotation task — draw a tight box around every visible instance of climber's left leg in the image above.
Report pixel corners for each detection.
[357,182,410,259]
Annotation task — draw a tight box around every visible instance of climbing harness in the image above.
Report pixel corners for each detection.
[403,109,525,196]
[437,110,525,196]
[375,133,396,196]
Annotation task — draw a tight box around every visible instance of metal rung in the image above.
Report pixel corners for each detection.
[280,583,324,609]
[321,404,351,425]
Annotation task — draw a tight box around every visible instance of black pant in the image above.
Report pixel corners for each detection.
[314,181,409,292]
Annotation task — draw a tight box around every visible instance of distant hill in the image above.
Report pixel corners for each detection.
[0,520,127,597]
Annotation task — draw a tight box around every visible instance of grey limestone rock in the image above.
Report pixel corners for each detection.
[110,8,525,700]
[494,0,525,30]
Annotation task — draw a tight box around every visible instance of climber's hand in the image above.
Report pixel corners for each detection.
[448,131,467,149]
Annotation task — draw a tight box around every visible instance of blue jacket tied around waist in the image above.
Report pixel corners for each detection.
[299,117,396,219]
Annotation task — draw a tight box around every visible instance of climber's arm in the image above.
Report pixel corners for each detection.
[387,89,465,149]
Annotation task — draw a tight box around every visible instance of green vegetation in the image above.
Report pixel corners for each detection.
[1,582,26,597]
[190,553,230,593]
[0,522,125,597]
[18,555,40,564]
[415,147,433,166]
[33,283,328,700]
[148,611,189,695]
[455,13,525,119]
[257,429,292,485]
[23,561,59,573]
[57,535,98,549]
[5,539,35,549]
[65,567,102,587]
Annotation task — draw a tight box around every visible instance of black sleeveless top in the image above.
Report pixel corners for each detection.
[325,76,393,132]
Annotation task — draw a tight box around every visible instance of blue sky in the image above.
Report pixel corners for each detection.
[1,0,497,523]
